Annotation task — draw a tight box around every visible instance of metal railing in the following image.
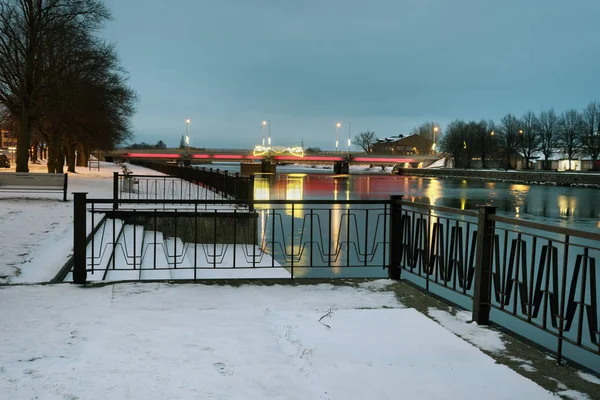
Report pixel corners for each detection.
[70,193,599,371]
[389,196,599,370]
[112,173,227,206]
[129,162,254,200]
[72,195,391,283]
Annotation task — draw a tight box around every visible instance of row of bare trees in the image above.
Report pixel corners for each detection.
[0,0,136,173]
[438,103,600,170]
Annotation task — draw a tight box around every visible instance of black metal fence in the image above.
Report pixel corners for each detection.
[72,195,391,283]
[129,162,254,200]
[390,197,599,370]
[112,172,229,207]
[70,193,599,370]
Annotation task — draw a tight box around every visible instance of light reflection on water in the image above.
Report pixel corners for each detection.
[250,172,598,231]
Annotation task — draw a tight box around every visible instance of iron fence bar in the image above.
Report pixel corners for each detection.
[364,209,369,267]
[194,204,198,280]
[153,211,157,269]
[291,203,295,279]
[528,236,537,322]
[233,209,237,268]
[328,209,332,269]
[382,203,387,271]
[253,209,257,268]
[133,217,137,270]
[401,201,478,217]
[576,247,589,346]
[346,208,350,268]
[271,208,275,268]
[174,210,179,269]
[490,214,600,242]
[310,209,314,267]
[213,209,217,268]
[91,203,95,274]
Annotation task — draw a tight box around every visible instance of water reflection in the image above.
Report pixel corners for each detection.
[252,173,598,230]
[557,195,578,218]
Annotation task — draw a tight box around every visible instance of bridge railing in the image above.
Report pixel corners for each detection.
[127,162,254,201]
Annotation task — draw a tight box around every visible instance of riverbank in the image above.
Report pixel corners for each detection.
[398,168,600,187]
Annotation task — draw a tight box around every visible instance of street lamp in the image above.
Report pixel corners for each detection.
[433,126,439,154]
[335,122,341,152]
[261,120,267,146]
[347,121,351,153]
[267,120,271,146]
[490,131,495,136]
[185,118,190,149]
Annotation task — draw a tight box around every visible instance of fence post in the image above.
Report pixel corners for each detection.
[388,195,403,280]
[472,205,496,325]
[112,172,119,210]
[248,175,255,211]
[73,192,88,284]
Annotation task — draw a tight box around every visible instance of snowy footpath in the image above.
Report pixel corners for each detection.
[0,282,558,400]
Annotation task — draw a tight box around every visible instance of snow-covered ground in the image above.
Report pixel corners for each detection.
[0,162,201,283]
[0,282,559,400]
[0,161,593,399]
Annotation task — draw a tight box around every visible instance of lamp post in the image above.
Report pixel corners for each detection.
[261,120,267,146]
[335,122,341,152]
[433,125,439,154]
[185,118,190,150]
[267,120,271,146]
[347,121,351,154]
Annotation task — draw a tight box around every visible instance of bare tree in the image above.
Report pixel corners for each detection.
[538,109,560,169]
[582,101,600,166]
[498,113,520,170]
[474,120,497,169]
[352,131,377,152]
[439,120,467,168]
[0,0,110,172]
[518,111,541,169]
[413,121,441,142]
[558,109,584,170]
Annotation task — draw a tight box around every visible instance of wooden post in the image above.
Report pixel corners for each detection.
[472,205,496,324]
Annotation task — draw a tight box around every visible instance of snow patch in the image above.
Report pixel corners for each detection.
[427,308,507,353]
[576,371,600,385]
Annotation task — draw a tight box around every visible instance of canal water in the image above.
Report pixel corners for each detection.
[213,163,600,230]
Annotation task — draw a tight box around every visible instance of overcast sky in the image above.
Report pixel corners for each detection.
[102,0,600,150]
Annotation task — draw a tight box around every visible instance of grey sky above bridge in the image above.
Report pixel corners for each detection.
[103,0,600,150]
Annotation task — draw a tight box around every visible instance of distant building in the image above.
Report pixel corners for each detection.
[372,134,434,155]
[1,129,16,149]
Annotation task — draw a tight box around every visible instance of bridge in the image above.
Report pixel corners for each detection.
[105,148,442,174]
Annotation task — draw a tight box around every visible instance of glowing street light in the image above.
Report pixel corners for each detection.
[335,122,341,152]
[265,120,271,145]
[348,121,351,153]
[490,131,495,136]
[433,125,439,154]
[261,120,267,146]
[185,118,190,149]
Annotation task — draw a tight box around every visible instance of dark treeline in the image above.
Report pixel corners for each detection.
[0,0,137,173]
[126,140,167,150]
[437,103,600,170]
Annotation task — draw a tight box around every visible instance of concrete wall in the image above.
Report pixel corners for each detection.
[240,162,276,175]
[398,168,600,187]
[115,212,258,245]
